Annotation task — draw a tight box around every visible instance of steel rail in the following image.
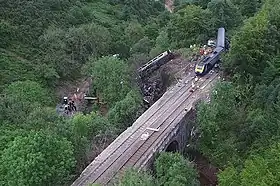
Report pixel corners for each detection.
[103,73,218,185]
[72,69,195,186]
[95,73,217,185]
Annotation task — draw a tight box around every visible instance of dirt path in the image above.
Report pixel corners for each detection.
[55,77,92,115]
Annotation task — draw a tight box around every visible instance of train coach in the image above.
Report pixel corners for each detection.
[195,27,230,76]
[138,50,175,79]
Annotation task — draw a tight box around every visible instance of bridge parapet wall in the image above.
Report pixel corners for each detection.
[138,108,196,170]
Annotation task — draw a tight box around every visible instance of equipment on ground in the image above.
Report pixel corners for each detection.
[195,28,230,75]
[63,97,68,105]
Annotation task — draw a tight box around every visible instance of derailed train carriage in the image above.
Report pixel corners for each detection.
[137,50,175,79]
[137,50,175,107]
[195,27,230,75]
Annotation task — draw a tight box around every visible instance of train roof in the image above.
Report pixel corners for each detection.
[217,27,225,48]
[138,51,170,72]
[213,46,224,53]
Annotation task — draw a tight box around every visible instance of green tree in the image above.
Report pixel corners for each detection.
[238,76,280,150]
[197,82,243,167]
[40,23,111,79]
[167,5,213,48]
[0,126,28,156]
[53,112,113,171]
[223,9,269,82]
[107,90,142,130]
[231,0,262,17]
[1,80,50,124]
[225,0,280,84]
[84,56,132,106]
[150,30,170,57]
[65,2,120,27]
[118,168,155,186]
[124,21,145,47]
[116,0,165,22]
[0,52,36,91]
[218,165,240,186]
[207,0,242,30]
[0,20,17,48]
[218,142,280,185]
[155,152,199,186]
[24,106,63,130]
[193,0,212,9]
[0,0,78,46]
[3,80,49,104]
[0,130,75,186]
[144,20,160,40]
[130,37,153,55]
[110,23,131,58]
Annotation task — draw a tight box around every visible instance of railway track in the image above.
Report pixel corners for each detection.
[135,73,218,169]
[72,72,219,186]
[72,71,195,185]
[105,73,219,185]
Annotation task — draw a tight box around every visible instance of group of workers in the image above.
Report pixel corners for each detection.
[63,97,77,115]
[189,39,216,62]
[199,39,216,56]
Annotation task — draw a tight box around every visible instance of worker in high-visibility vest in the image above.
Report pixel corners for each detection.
[199,48,204,55]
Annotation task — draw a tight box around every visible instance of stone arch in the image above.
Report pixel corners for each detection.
[165,140,179,152]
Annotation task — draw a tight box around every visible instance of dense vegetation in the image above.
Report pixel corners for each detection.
[196,0,280,184]
[1,0,278,185]
[118,152,199,186]
[117,0,280,185]
[0,0,165,185]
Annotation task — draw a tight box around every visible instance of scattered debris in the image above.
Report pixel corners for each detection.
[192,81,195,88]
[146,127,160,132]
[141,132,150,140]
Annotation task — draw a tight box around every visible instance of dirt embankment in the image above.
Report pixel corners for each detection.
[187,149,219,186]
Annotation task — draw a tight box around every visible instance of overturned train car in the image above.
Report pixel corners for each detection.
[195,27,230,75]
[138,50,175,79]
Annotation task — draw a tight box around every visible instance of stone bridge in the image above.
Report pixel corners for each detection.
[72,72,219,186]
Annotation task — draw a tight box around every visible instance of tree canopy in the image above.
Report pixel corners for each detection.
[0,130,75,186]
[2,0,279,185]
[195,0,280,185]
[155,152,199,186]
[118,169,155,186]
[83,56,132,106]
[167,5,213,48]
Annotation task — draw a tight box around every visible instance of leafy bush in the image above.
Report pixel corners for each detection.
[1,80,50,124]
[107,90,142,130]
[84,56,132,107]
[0,130,75,186]
[155,152,199,186]
[118,168,155,186]
[167,5,214,48]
